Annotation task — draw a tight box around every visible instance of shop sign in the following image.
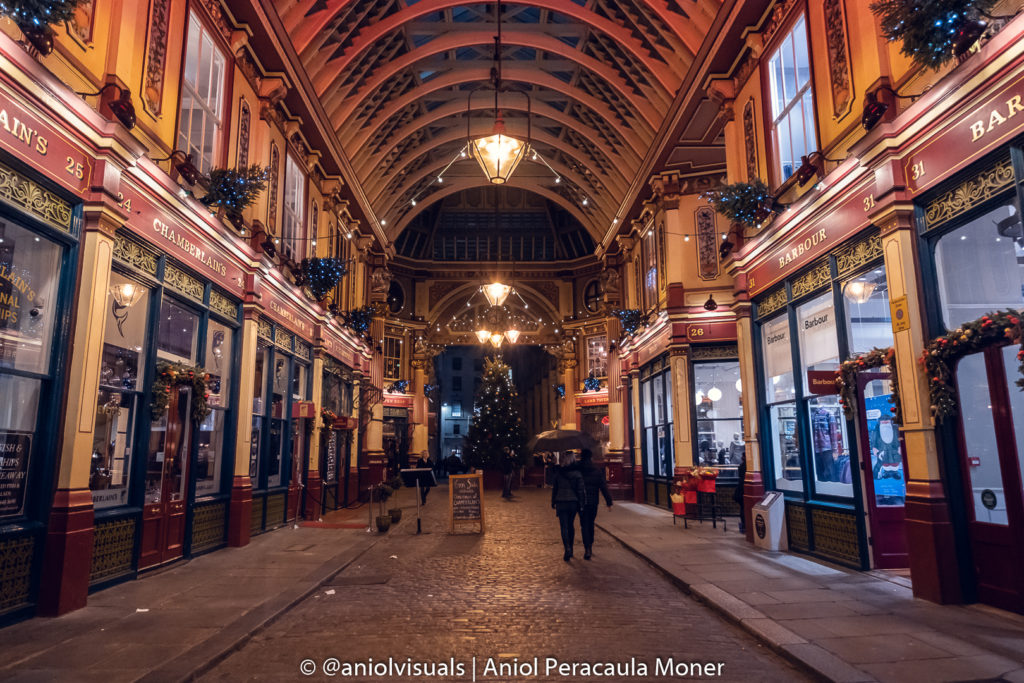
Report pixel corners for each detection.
[324,431,337,484]
[747,179,874,296]
[262,289,314,340]
[0,90,90,195]
[905,69,1024,194]
[577,391,608,407]
[686,321,736,342]
[890,296,911,332]
[119,183,245,290]
[0,431,31,517]
[806,370,839,395]
[383,406,408,418]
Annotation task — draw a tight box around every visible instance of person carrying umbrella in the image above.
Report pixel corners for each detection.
[577,449,613,560]
[550,451,586,561]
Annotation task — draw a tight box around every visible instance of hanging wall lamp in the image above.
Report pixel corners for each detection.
[76,82,136,130]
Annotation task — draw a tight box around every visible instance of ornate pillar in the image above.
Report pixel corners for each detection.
[558,356,578,430]
[875,204,964,604]
[411,354,429,460]
[227,279,261,546]
[39,201,121,616]
[669,346,693,474]
[362,261,390,484]
[733,283,764,542]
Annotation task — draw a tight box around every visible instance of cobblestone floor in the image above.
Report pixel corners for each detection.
[205,487,808,683]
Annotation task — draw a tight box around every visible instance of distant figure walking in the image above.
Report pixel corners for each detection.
[415,453,433,505]
[501,447,516,499]
[578,449,613,560]
[551,452,586,561]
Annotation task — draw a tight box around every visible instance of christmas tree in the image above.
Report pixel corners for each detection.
[463,356,527,470]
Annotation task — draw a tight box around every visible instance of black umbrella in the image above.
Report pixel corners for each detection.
[527,429,598,454]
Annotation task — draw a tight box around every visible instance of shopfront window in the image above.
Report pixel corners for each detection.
[935,201,1024,331]
[196,320,232,497]
[694,361,744,477]
[268,350,289,488]
[251,343,269,480]
[91,272,150,509]
[0,376,41,518]
[762,313,801,492]
[844,268,892,355]
[0,219,62,374]
[640,360,673,479]
[157,298,199,363]
[798,293,851,497]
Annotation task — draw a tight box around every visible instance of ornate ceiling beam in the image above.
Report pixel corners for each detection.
[291,0,686,88]
[367,124,629,204]
[316,30,663,130]
[354,97,640,179]
[338,67,653,152]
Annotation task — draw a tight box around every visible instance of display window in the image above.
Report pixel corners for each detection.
[196,319,233,497]
[640,357,673,480]
[761,313,801,492]
[693,360,743,478]
[250,322,303,495]
[797,293,851,497]
[90,272,150,509]
[0,215,69,521]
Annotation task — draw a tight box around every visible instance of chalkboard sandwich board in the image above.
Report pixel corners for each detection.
[449,472,484,534]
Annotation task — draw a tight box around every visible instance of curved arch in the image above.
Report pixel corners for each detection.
[283,0,701,66]
[427,282,564,335]
[292,0,681,92]
[375,141,618,220]
[387,179,605,241]
[368,125,629,203]
[339,67,653,153]
[354,96,641,178]
[318,31,662,129]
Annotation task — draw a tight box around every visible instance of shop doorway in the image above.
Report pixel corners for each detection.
[139,386,192,569]
[855,374,908,569]
[954,348,1024,613]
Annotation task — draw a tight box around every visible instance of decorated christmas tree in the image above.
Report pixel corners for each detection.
[463,356,527,471]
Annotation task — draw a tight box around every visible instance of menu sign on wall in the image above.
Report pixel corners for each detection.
[0,431,31,517]
[324,431,338,484]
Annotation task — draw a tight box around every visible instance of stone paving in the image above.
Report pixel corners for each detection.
[204,487,806,683]
[597,502,1024,683]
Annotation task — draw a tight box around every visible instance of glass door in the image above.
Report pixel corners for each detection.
[856,374,907,568]
[955,349,1024,613]
[140,386,192,569]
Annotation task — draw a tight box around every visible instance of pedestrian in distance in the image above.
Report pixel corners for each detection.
[551,451,586,561]
[501,446,516,499]
[577,449,613,560]
[415,452,433,505]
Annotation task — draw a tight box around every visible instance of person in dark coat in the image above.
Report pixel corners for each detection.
[500,447,516,499]
[578,449,613,560]
[550,452,586,561]
[415,453,433,505]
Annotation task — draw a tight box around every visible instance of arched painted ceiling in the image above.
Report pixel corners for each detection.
[274,0,723,243]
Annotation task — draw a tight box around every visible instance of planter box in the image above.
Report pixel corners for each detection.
[698,479,717,493]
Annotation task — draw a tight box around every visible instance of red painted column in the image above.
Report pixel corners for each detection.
[38,490,94,616]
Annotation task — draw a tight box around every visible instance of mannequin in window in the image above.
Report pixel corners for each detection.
[729,433,745,464]
[811,406,843,482]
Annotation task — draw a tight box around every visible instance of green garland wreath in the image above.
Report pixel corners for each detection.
[835,347,902,425]
[151,361,212,424]
[920,309,1024,422]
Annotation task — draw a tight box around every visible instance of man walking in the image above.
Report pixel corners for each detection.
[578,449,613,560]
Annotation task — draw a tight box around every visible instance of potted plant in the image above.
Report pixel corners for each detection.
[693,466,720,493]
[199,164,268,224]
[702,179,775,229]
[299,257,348,303]
[3,0,87,55]
[870,0,997,69]
[385,476,403,523]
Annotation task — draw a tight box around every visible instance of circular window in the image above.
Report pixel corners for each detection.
[583,279,602,314]
[387,280,405,314]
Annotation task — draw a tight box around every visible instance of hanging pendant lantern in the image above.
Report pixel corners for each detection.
[489,333,504,348]
[469,116,527,184]
[475,328,492,344]
[504,328,521,344]
[482,282,512,307]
